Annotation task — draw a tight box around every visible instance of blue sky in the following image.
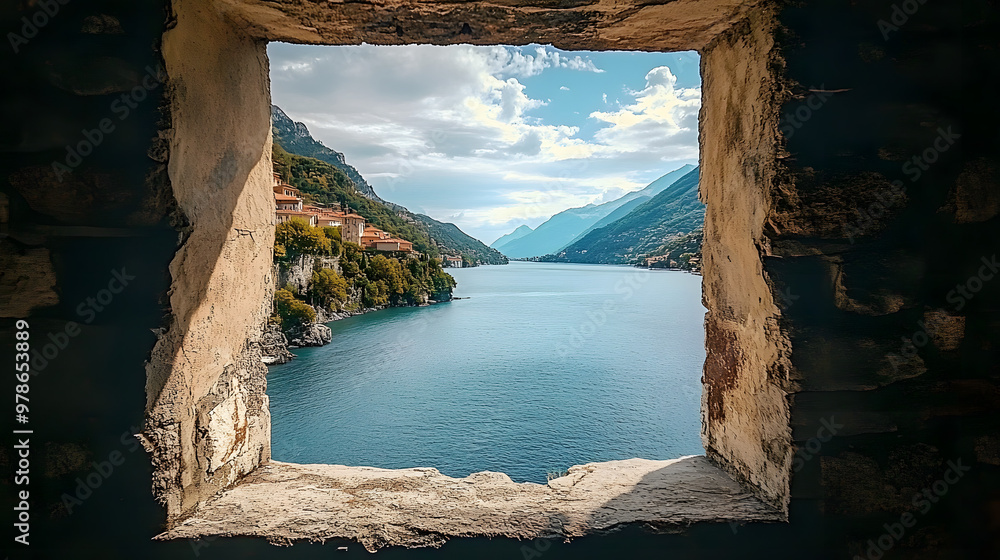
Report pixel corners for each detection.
[268,44,701,244]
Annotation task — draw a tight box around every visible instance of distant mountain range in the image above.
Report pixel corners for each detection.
[271,105,507,265]
[544,167,703,264]
[493,164,699,261]
[490,225,533,250]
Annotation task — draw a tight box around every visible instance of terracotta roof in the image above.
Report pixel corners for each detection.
[378,238,413,247]
[274,193,300,202]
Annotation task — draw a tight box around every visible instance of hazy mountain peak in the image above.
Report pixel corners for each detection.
[495,164,699,259]
[490,224,534,249]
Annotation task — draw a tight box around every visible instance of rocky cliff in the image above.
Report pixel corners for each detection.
[262,242,456,364]
[271,104,393,206]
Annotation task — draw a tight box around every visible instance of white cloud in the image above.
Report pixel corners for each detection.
[268,44,698,242]
[588,66,701,159]
[483,46,604,77]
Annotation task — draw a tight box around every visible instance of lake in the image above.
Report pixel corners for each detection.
[267,260,706,483]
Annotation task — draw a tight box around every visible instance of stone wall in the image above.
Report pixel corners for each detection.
[0,0,182,546]
[769,1,1000,556]
[214,0,765,52]
[699,6,793,511]
[142,0,793,523]
[143,0,276,521]
[275,254,339,295]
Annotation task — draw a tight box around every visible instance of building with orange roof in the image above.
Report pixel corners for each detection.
[272,170,366,239]
[274,184,301,197]
[373,238,414,253]
[360,226,394,248]
[276,210,317,227]
[339,212,365,245]
[315,214,343,228]
[275,193,302,212]
[442,255,464,268]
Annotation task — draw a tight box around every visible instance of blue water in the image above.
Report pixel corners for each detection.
[268,261,706,483]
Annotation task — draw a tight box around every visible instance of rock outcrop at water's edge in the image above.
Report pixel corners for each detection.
[287,322,332,348]
[431,288,452,303]
[259,299,455,364]
[260,324,295,365]
[261,251,457,365]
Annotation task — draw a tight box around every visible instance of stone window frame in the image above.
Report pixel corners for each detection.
[143,0,793,550]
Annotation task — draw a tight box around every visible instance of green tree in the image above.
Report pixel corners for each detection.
[322,226,343,256]
[366,254,406,298]
[275,218,331,258]
[273,288,315,327]
[311,268,349,311]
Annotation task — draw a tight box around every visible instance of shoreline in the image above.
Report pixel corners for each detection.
[263,296,456,367]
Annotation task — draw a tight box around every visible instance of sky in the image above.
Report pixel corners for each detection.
[268,43,701,245]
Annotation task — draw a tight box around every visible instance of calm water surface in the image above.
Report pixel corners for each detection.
[268,261,705,483]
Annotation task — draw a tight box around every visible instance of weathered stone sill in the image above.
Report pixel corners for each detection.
[156,455,784,552]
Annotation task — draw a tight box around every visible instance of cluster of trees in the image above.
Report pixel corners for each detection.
[333,242,455,309]
[273,286,316,328]
[274,219,341,259]
[271,219,456,328]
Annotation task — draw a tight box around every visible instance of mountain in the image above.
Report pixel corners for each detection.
[271,105,397,208]
[644,226,704,271]
[414,214,510,265]
[490,225,533,250]
[561,194,651,247]
[495,164,696,259]
[541,167,703,264]
[271,106,507,265]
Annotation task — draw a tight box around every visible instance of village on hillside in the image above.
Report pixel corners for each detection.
[271,171,465,268]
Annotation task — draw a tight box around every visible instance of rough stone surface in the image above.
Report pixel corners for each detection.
[205,388,250,472]
[288,322,332,348]
[0,240,59,317]
[144,0,276,521]
[275,254,339,294]
[157,456,783,551]
[81,14,125,35]
[949,158,1000,223]
[217,0,764,52]
[698,7,792,512]
[923,309,966,352]
[260,323,295,364]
